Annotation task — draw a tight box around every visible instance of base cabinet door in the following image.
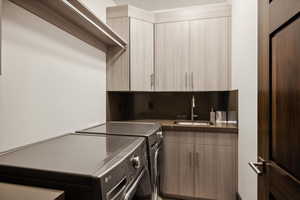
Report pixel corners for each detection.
[194,133,237,200]
[178,143,194,198]
[160,141,179,196]
[194,145,218,200]
[160,131,237,200]
[216,146,236,200]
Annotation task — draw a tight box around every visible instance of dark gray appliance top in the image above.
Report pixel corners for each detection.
[79,121,161,137]
[0,134,144,177]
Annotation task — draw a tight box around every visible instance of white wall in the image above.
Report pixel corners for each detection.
[231,0,258,199]
[0,0,115,152]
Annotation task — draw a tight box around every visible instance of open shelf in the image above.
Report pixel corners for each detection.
[9,0,127,52]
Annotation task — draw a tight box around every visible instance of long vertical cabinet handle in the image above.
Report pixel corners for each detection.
[192,72,194,90]
[150,73,154,90]
[185,72,188,90]
[153,73,155,91]
[189,72,192,91]
[189,152,192,168]
[150,74,152,90]
[195,152,199,168]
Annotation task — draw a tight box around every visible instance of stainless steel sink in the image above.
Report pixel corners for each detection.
[174,121,211,126]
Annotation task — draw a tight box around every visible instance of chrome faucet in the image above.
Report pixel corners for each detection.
[191,96,198,121]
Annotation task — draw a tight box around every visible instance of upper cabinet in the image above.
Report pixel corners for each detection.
[155,4,231,91]
[155,22,189,91]
[107,17,131,91]
[107,5,155,91]
[107,3,232,92]
[130,19,154,91]
[190,17,231,91]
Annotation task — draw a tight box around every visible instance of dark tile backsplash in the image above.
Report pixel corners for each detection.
[107,91,238,121]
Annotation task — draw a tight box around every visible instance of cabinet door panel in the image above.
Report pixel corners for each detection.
[161,131,237,200]
[160,141,179,196]
[177,131,194,144]
[216,146,236,200]
[155,22,189,91]
[194,133,237,200]
[201,132,235,146]
[107,17,130,91]
[190,17,230,91]
[194,145,218,199]
[163,131,178,144]
[178,143,194,198]
[130,19,154,91]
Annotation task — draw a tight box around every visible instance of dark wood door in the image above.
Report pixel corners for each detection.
[257,1,300,200]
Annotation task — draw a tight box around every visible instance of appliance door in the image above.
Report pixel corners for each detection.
[106,168,151,200]
[125,168,152,200]
[150,143,161,200]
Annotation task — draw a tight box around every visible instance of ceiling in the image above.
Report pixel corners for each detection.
[113,0,228,11]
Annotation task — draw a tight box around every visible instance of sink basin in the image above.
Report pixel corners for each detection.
[174,121,211,126]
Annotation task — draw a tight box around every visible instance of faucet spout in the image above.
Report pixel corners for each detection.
[191,96,198,121]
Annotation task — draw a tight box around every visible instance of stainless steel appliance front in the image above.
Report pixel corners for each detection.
[0,134,152,200]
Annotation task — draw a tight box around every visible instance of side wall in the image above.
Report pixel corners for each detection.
[231,0,258,199]
[0,0,115,152]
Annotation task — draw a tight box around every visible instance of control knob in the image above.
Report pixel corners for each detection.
[157,131,163,139]
[131,156,141,169]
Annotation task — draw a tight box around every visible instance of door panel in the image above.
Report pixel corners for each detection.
[271,17,300,180]
[269,165,300,200]
[155,22,189,91]
[216,146,236,200]
[190,17,230,91]
[178,143,194,198]
[194,145,217,200]
[160,141,179,196]
[130,18,154,91]
[269,0,300,34]
[194,133,237,200]
[107,17,130,91]
[258,0,300,199]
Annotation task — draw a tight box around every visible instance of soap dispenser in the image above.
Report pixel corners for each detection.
[210,107,216,125]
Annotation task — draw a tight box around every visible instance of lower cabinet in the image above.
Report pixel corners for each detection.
[194,145,218,199]
[178,143,194,198]
[160,141,179,196]
[160,131,238,200]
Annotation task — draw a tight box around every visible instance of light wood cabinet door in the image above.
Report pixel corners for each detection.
[178,143,194,198]
[160,131,237,200]
[215,145,236,200]
[160,140,179,196]
[130,18,154,91]
[194,145,218,199]
[190,17,231,91]
[107,17,154,91]
[194,133,237,200]
[155,22,189,91]
[107,17,130,91]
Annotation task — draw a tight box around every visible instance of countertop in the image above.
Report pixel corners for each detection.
[129,120,238,134]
